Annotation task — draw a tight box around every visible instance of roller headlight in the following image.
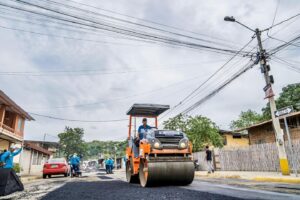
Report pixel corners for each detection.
[179,138,188,149]
[154,142,160,148]
[150,138,162,149]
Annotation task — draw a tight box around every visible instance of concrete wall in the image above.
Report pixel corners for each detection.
[223,133,249,148]
[21,149,49,176]
[0,139,9,150]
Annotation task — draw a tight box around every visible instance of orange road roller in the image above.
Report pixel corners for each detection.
[125,103,194,187]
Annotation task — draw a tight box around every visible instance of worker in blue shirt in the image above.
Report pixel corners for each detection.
[0,144,22,169]
[133,118,152,158]
[69,153,80,175]
[137,118,152,140]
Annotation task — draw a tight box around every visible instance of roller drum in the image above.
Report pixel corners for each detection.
[139,160,194,187]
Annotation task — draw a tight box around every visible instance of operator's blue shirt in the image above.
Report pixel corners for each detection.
[138,125,151,139]
[69,156,80,165]
[0,148,22,169]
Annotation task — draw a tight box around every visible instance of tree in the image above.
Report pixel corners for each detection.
[162,114,187,132]
[163,115,223,152]
[186,116,223,152]
[230,109,266,130]
[58,127,87,159]
[85,140,127,159]
[262,83,300,119]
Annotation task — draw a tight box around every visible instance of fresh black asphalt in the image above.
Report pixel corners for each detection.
[41,180,245,200]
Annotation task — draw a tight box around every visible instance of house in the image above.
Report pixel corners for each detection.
[0,90,34,153]
[24,140,60,156]
[237,111,300,145]
[21,141,52,175]
[219,129,249,148]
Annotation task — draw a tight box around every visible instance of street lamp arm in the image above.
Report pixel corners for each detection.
[224,16,255,32]
[235,21,255,32]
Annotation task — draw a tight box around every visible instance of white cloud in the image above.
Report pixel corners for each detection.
[0,0,299,141]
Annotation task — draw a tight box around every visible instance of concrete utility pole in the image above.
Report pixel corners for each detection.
[255,29,290,175]
[224,16,291,175]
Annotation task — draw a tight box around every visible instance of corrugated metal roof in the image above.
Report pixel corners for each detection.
[235,111,300,131]
[24,141,52,155]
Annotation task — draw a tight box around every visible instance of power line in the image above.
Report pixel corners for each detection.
[263,12,300,32]
[159,35,256,120]
[269,33,300,55]
[29,112,128,122]
[180,61,256,114]
[0,59,227,76]
[1,1,251,56]
[62,0,242,47]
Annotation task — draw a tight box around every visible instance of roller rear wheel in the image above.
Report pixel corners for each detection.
[126,157,139,183]
[139,159,149,187]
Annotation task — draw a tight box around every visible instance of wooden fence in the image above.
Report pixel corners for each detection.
[193,140,300,172]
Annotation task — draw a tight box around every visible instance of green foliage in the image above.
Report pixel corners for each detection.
[163,115,223,152]
[262,83,300,119]
[163,114,188,132]
[58,127,87,159]
[231,83,300,130]
[230,109,267,130]
[13,163,21,173]
[85,140,127,159]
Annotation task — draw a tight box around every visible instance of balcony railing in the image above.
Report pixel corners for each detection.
[1,123,14,133]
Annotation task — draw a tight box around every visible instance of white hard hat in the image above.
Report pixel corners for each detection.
[10,144,16,149]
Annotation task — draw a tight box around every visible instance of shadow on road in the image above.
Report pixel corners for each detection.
[41,180,243,200]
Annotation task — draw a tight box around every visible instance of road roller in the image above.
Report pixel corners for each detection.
[125,103,194,187]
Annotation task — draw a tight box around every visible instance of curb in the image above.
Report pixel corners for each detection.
[195,172,300,184]
[21,176,41,183]
[253,177,300,184]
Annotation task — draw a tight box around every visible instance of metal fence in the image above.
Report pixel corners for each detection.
[193,140,300,172]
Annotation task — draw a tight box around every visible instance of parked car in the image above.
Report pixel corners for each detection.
[43,158,70,179]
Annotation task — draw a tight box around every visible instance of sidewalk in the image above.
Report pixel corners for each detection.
[195,171,300,184]
[20,175,41,183]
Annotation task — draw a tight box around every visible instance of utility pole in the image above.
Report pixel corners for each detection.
[255,28,290,175]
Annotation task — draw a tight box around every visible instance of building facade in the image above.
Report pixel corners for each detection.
[238,111,300,144]
[21,141,52,176]
[219,130,249,148]
[0,90,33,152]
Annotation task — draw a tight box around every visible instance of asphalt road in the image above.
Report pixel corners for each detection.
[1,170,300,200]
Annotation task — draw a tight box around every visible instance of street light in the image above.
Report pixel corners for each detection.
[224,16,235,22]
[224,16,255,32]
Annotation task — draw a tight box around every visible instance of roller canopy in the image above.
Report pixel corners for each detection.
[126,104,170,117]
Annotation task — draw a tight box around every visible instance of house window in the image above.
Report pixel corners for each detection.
[233,135,242,139]
[17,118,23,131]
[32,151,38,165]
[37,153,43,165]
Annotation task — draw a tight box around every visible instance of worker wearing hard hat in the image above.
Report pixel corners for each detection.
[0,144,23,169]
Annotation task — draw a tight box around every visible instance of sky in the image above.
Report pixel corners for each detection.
[0,0,299,142]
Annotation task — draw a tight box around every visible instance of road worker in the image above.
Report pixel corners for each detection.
[0,144,22,169]
[69,153,80,175]
[133,118,152,158]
